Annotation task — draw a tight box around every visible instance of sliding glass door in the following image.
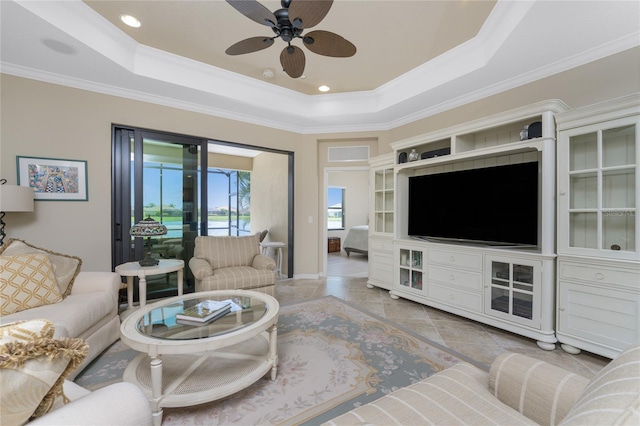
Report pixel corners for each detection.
[112,128,205,299]
[113,126,295,304]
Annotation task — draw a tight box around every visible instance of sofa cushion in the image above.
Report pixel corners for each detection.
[194,235,261,269]
[1,253,63,315]
[323,362,537,426]
[207,266,275,290]
[0,319,88,426]
[0,239,81,297]
[560,341,640,426]
[490,352,589,426]
[1,289,116,340]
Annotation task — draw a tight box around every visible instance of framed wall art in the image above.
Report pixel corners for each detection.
[17,156,88,201]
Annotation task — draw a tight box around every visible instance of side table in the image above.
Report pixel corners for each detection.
[260,241,285,279]
[115,259,184,308]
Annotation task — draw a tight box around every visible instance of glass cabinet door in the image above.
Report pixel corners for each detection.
[373,168,394,234]
[485,257,540,327]
[567,123,637,255]
[399,248,423,291]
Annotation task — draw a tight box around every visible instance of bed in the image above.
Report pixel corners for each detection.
[343,225,369,256]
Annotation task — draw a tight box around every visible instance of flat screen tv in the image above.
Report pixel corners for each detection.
[408,162,538,247]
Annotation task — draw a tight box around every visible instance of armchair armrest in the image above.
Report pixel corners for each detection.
[490,352,590,426]
[70,272,121,296]
[252,254,276,271]
[29,382,152,426]
[189,257,213,280]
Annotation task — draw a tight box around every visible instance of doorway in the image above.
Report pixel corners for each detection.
[323,167,369,277]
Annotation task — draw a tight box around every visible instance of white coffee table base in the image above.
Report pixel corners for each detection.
[123,326,277,425]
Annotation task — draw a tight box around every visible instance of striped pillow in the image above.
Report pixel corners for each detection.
[560,341,640,425]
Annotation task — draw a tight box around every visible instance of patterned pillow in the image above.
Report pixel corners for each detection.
[0,319,55,344]
[0,331,88,425]
[0,239,82,297]
[0,253,63,315]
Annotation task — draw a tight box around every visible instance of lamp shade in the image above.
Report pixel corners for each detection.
[0,185,34,212]
[130,216,168,237]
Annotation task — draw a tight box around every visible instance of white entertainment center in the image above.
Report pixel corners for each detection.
[368,96,640,356]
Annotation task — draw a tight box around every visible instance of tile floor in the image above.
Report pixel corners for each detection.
[276,271,610,379]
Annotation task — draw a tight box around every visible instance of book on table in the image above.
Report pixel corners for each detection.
[176,299,232,324]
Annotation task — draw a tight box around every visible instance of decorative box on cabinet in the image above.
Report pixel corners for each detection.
[556,94,640,358]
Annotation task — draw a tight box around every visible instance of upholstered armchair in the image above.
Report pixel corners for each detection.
[189,234,276,296]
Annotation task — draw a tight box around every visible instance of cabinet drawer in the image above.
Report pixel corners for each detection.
[428,249,482,270]
[428,266,483,292]
[370,252,393,283]
[428,283,482,312]
[369,239,393,252]
[558,261,640,289]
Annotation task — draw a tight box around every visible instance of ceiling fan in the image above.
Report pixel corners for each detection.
[225,0,356,78]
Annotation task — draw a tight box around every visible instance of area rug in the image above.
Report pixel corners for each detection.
[74,296,486,425]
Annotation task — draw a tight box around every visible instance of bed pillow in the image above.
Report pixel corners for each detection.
[0,239,81,297]
[0,320,88,426]
[0,253,63,315]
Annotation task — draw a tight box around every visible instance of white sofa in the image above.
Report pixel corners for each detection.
[0,271,121,380]
[29,381,152,426]
[325,341,640,426]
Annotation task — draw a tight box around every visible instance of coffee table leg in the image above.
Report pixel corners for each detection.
[150,355,163,426]
[268,324,278,380]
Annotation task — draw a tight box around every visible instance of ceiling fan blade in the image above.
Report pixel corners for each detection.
[226,36,274,55]
[303,30,356,57]
[280,45,305,78]
[288,0,333,29]
[226,0,277,27]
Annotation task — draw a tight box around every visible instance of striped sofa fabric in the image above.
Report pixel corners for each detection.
[189,235,276,295]
[324,341,640,426]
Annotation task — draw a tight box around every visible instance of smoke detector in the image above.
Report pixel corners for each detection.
[262,69,275,79]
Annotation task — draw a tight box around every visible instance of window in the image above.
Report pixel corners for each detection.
[328,187,345,230]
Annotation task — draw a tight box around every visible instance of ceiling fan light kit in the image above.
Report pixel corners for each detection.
[225,0,356,79]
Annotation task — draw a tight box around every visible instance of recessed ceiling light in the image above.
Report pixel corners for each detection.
[120,14,141,28]
[318,85,330,92]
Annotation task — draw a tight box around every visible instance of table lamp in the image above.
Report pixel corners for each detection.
[0,179,35,246]
[130,216,168,266]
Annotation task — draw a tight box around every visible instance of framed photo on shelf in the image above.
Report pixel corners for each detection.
[17,156,88,201]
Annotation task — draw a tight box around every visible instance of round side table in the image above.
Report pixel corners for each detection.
[260,242,285,279]
[115,259,184,308]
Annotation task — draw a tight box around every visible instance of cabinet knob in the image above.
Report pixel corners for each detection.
[559,307,565,311]
[595,273,604,280]
[449,256,455,262]
[559,191,566,196]
[449,294,455,300]
[450,275,455,281]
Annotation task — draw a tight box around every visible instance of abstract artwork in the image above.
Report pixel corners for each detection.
[17,156,88,201]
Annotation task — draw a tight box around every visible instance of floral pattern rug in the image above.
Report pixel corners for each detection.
[74,296,485,425]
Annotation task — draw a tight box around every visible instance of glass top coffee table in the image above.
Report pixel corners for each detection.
[119,290,279,426]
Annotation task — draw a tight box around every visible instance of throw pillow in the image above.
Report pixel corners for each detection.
[0,319,55,344]
[0,335,88,426]
[0,239,81,297]
[0,253,63,315]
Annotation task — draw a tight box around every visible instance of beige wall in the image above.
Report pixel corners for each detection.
[1,46,638,274]
[208,152,253,171]
[0,75,319,275]
[250,151,289,275]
